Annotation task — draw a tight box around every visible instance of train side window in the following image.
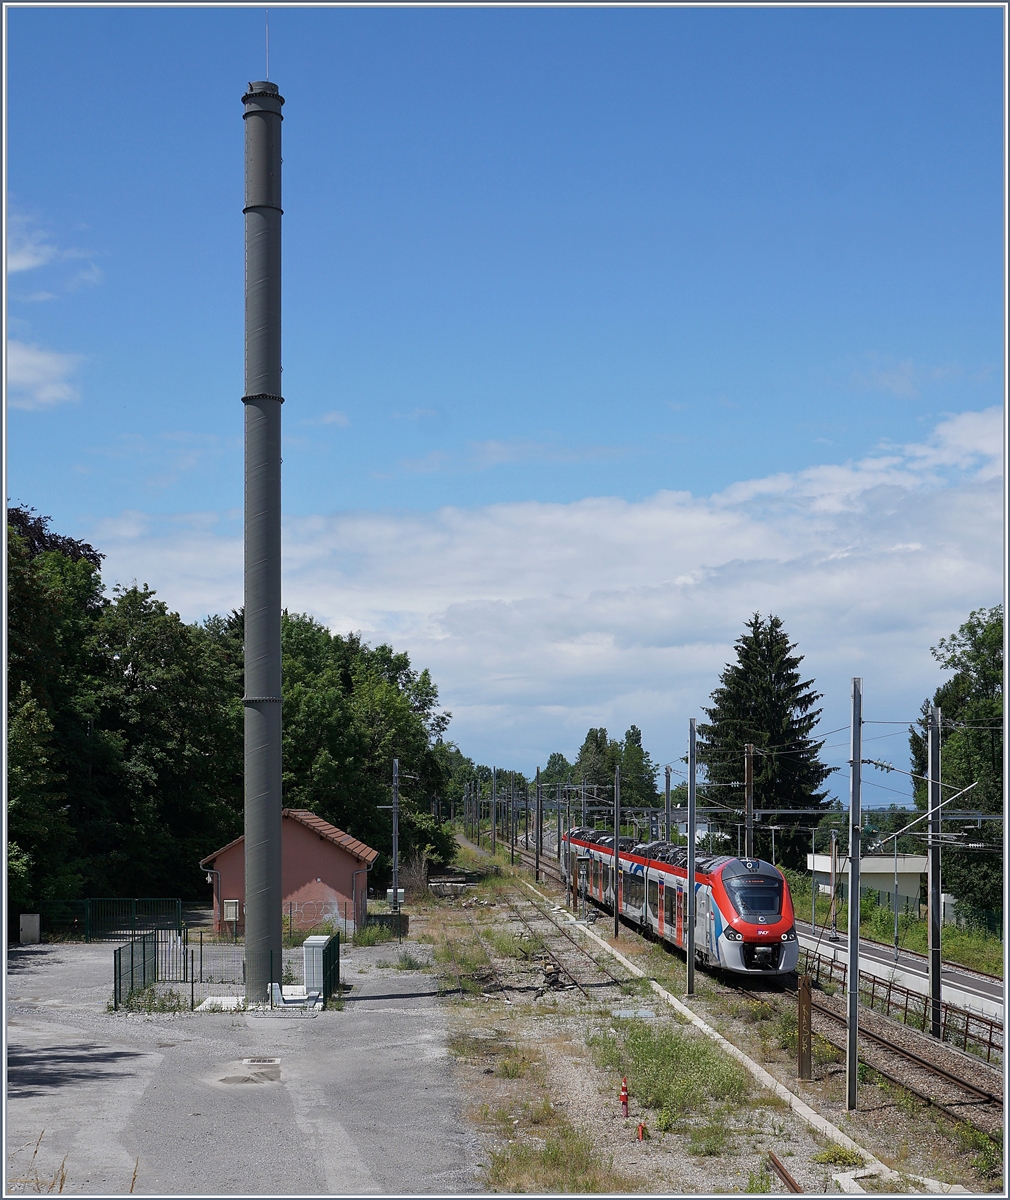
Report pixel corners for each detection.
[664,884,674,924]
[648,879,659,914]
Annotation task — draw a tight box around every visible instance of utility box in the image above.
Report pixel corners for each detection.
[387,888,405,907]
[19,914,40,944]
[303,934,335,992]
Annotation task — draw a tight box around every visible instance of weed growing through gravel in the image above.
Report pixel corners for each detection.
[352,924,394,947]
[396,951,424,971]
[745,1163,772,1192]
[776,1010,843,1066]
[124,987,187,1013]
[952,1124,1003,1180]
[688,1121,731,1156]
[811,1145,864,1168]
[590,1018,748,1115]
[485,1124,639,1193]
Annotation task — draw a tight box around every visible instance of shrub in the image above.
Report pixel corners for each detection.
[811,1145,864,1168]
[353,924,394,947]
[590,1020,747,1115]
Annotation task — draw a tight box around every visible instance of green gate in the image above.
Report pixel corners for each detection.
[85,898,182,942]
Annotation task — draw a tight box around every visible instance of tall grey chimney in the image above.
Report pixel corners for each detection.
[242,79,284,1003]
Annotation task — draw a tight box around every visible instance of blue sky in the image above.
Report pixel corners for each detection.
[6,6,1005,801]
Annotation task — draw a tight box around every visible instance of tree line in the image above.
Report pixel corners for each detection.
[8,505,1001,915]
[8,507,457,907]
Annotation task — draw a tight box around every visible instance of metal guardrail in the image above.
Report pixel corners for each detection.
[799,947,1003,1065]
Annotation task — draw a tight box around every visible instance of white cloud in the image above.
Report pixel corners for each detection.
[92,410,1002,796]
[6,339,84,409]
[6,213,59,273]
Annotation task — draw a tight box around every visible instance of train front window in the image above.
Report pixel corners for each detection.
[725,878,782,919]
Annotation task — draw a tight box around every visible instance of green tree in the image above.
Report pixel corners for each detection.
[278,614,456,877]
[539,752,573,789]
[7,683,76,906]
[909,606,1003,914]
[573,727,622,788]
[619,725,660,808]
[698,614,831,868]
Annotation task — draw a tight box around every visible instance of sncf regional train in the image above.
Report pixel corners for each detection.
[562,829,799,976]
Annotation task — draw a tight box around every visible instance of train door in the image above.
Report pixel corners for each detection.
[657,878,665,937]
[696,888,710,960]
[664,882,674,944]
[676,885,683,945]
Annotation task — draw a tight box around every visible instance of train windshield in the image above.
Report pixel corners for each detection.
[725,877,782,919]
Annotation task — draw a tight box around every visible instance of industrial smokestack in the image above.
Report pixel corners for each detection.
[242,79,284,1003]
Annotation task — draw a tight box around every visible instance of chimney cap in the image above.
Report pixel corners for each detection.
[248,80,278,94]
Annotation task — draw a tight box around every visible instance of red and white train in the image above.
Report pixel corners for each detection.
[561,828,799,975]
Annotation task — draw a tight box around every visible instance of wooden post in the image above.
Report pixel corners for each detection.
[797,974,812,1080]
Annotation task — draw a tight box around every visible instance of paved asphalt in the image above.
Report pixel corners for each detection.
[6,941,480,1195]
[794,920,1004,1017]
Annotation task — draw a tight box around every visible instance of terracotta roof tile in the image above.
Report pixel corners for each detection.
[200,810,378,867]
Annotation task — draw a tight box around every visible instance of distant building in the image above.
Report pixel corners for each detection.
[200,809,378,934]
[807,853,926,912]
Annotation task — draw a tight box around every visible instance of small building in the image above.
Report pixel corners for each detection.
[200,809,378,934]
[807,853,926,911]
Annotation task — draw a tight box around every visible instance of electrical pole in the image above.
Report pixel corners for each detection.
[491,767,496,857]
[535,767,542,883]
[242,77,284,1005]
[928,705,942,1038]
[557,783,562,862]
[392,758,400,913]
[613,765,621,939]
[665,766,671,843]
[687,719,697,996]
[846,677,862,1112]
[829,829,839,942]
[744,743,754,859]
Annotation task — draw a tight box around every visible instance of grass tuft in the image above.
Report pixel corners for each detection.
[352,924,394,947]
[590,1019,748,1115]
[811,1145,864,1168]
[485,1125,639,1193]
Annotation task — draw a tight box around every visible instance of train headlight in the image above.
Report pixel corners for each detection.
[724,929,743,941]
[781,928,797,942]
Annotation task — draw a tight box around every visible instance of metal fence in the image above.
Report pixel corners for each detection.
[799,947,1003,1065]
[87,898,182,942]
[113,932,158,1008]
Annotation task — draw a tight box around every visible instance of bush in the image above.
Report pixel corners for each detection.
[353,924,394,947]
[591,1020,747,1115]
[811,1145,864,1168]
[485,1125,638,1193]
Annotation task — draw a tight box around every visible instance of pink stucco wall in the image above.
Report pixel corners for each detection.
[208,816,371,932]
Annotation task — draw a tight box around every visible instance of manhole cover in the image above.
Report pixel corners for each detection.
[242,1057,280,1065]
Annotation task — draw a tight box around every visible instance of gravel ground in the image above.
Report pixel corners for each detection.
[7,939,480,1195]
[451,1003,849,1194]
[680,973,1002,1191]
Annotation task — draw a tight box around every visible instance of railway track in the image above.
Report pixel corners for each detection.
[513,843,563,886]
[806,994,1003,1135]
[463,911,513,1003]
[520,892,629,989]
[503,896,591,997]
[725,979,1003,1137]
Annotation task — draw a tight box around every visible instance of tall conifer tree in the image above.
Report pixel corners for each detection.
[698,614,830,867]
